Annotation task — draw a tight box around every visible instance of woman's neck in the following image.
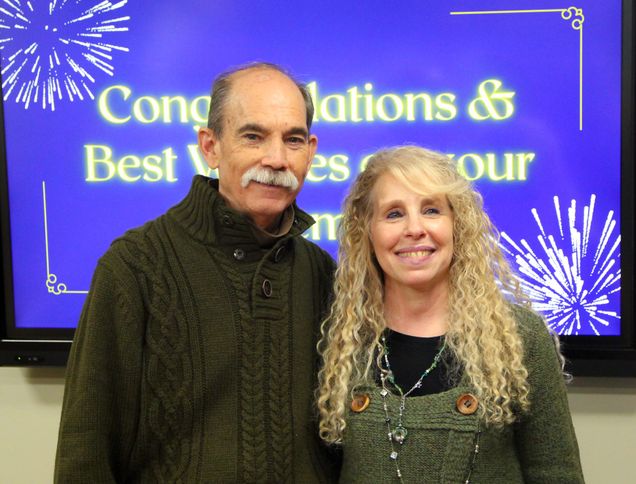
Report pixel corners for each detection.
[383,283,449,337]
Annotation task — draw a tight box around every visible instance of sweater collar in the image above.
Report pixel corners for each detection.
[168,175,315,246]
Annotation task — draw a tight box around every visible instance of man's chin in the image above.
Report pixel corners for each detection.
[245,193,289,214]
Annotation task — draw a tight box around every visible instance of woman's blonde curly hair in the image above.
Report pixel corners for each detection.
[317,145,534,444]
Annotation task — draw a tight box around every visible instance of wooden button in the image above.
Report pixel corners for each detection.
[456,393,478,415]
[350,393,370,413]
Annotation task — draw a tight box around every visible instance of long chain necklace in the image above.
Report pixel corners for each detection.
[379,334,446,481]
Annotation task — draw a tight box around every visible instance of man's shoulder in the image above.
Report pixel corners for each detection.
[99,212,172,268]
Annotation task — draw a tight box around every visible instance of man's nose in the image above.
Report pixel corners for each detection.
[261,139,288,169]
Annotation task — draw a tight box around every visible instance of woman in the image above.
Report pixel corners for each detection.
[317,146,584,483]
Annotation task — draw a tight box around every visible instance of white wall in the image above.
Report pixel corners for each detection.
[1,368,65,484]
[0,367,635,483]
[567,377,636,482]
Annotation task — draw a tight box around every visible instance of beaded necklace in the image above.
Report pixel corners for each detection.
[379,334,447,481]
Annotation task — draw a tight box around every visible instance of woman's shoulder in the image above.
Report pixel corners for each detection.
[509,304,562,372]
[510,304,549,337]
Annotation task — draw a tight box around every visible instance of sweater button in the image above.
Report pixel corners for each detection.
[233,248,245,261]
[351,393,370,413]
[274,245,286,262]
[262,279,273,297]
[222,214,233,226]
[456,393,479,415]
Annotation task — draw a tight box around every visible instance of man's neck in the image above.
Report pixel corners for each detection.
[249,206,295,247]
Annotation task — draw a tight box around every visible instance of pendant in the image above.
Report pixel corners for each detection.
[392,425,408,444]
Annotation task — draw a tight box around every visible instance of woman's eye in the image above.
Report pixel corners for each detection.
[424,207,440,215]
[386,210,402,219]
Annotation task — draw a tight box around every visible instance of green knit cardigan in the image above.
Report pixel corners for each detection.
[339,309,584,483]
[55,176,339,483]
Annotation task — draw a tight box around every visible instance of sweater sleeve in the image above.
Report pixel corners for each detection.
[514,312,585,483]
[54,257,145,483]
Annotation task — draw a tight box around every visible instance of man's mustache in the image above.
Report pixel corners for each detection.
[241,166,299,190]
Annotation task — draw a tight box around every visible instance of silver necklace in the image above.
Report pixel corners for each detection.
[379,334,446,481]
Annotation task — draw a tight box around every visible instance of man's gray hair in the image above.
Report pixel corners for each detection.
[206,62,315,136]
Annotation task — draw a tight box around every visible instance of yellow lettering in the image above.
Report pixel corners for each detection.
[307,155,328,182]
[118,155,142,182]
[435,93,457,121]
[142,155,163,182]
[328,154,350,182]
[132,96,160,123]
[85,145,116,181]
[97,85,131,124]
[346,86,363,122]
[456,153,485,181]
[405,93,433,121]
[321,94,347,122]
[486,153,514,181]
[363,83,374,121]
[450,152,536,181]
[376,94,404,121]
[85,145,178,183]
[160,95,188,123]
[307,154,351,183]
[516,153,535,180]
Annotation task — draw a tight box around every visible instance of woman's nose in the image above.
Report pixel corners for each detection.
[404,216,426,237]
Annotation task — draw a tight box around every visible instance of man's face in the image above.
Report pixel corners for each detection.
[199,69,317,231]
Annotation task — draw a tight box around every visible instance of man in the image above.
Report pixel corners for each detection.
[55,63,338,483]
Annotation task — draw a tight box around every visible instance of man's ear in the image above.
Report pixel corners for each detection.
[305,134,318,170]
[198,127,221,169]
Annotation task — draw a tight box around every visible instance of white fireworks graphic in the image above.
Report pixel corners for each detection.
[0,0,130,110]
[500,195,621,335]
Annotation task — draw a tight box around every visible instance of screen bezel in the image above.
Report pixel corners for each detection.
[1,1,635,373]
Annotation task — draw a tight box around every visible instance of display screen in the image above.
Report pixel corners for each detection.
[1,0,626,341]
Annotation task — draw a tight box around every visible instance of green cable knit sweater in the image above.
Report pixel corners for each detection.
[55,176,339,483]
[340,308,584,483]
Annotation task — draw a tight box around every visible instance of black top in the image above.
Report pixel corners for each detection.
[381,330,452,397]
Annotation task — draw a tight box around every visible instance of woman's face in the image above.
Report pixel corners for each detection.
[370,172,454,296]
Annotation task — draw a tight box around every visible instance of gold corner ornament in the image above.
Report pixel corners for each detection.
[561,7,584,30]
[46,274,68,295]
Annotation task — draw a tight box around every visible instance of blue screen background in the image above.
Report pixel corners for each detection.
[1,0,622,335]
